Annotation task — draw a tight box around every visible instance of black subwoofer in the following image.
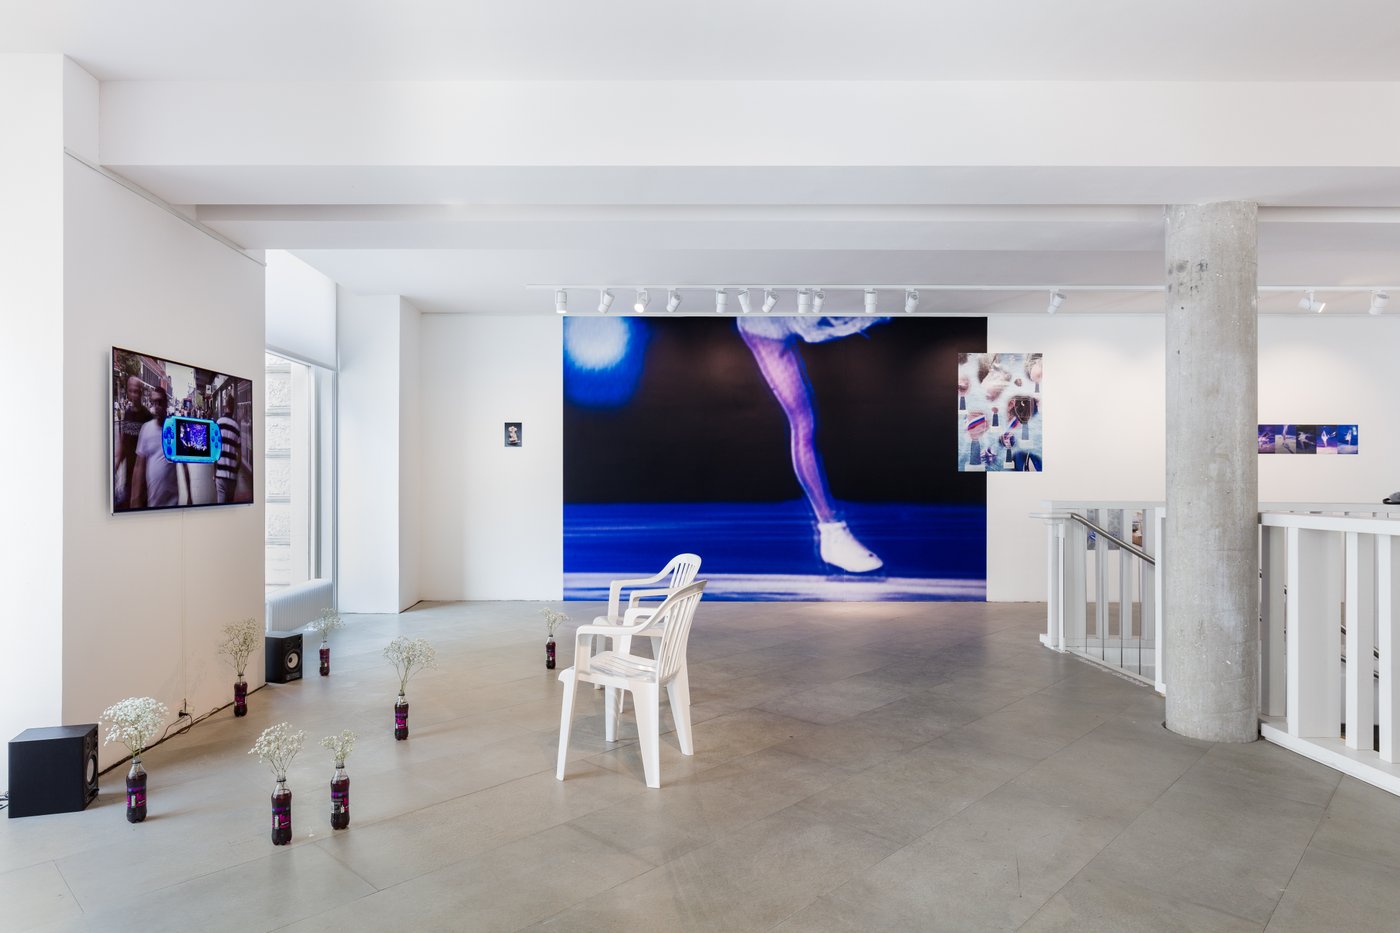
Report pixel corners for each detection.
[265,631,303,684]
[8,724,100,818]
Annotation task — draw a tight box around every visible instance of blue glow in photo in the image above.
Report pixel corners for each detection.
[563,316,648,408]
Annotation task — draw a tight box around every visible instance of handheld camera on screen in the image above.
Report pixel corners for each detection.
[161,416,223,464]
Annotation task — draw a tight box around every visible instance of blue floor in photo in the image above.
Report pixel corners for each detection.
[564,500,985,601]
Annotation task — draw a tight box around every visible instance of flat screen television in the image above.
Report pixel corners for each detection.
[111,347,254,512]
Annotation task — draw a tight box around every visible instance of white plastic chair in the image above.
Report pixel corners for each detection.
[556,579,706,789]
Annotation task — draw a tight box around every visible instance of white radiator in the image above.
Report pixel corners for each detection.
[266,578,335,632]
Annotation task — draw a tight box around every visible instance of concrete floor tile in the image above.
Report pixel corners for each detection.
[1018,872,1265,933]
[1262,847,1400,932]
[1085,779,1325,923]
[534,807,898,932]
[278,824,653,933]
[70,844,373,933]
[754,677,911,725]
[0,861,83,932]
[1175,741,1342,809]
[1306,776,1400,871]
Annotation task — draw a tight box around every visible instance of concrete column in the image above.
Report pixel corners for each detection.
[1164,202,1260,743]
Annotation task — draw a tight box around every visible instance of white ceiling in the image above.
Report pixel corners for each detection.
[10,1,1400,315]
[7,1,1400,82]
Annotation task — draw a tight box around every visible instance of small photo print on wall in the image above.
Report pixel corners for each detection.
[504,422,522,447]
[1258,424,1358,455]
[958,352,1042,472]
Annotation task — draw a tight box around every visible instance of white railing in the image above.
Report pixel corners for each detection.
[1259,507,1400,796]
[1038,499,1400,796]
[1036,501,1164,691]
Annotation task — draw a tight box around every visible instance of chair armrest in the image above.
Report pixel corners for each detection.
[626,588,672,609]
[620,606,667,636]
[576,621,652,638]
[611,570,671,589]
[606,571,668,620]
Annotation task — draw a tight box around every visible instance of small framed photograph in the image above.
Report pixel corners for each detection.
[504,422,522,447]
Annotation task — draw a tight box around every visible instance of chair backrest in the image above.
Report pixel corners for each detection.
[665,553,702,590]
[652,580,707,684]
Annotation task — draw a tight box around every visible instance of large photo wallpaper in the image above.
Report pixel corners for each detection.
[563,314,987,601]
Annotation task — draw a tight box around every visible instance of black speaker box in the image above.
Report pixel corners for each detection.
[265,631,303,684]
[8,724,99,818]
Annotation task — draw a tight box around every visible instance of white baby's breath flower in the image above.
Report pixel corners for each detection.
[101,697,169,757]
[308,608,344,640]
[383,637,437,694]
[320,730,357,763]
[540,607,569,638]
[218,618,261,679]
[249,722,305,779]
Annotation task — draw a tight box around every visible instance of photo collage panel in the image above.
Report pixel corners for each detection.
[958,352,1043,472]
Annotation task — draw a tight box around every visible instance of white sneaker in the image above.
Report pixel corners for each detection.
[818,521,884,573]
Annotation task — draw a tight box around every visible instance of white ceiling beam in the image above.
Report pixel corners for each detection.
[101,81,1400,170]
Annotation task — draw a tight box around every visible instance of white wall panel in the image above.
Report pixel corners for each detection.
[61,153,265,772]
[418,315,562,599]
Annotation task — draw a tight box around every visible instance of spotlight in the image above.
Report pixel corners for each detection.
[812,289,825,313]
[1298,290,1325,313]
[1046,290,1065,314]
[666,288,681,313]
[1371,290,1390,316]
[598,288,614,313]
[762,288,778,313]
[715,289,728,313]
[634,288,649,313]
[737,289,752,314]
[798,289,813,314]
[864,289,878,314]
[904,289,920,314]
[554,289,567,315]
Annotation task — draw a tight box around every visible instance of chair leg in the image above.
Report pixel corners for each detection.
[604,685,619,742]
[556,669,578,781]
[634,684,662,788]
[667,666,694,756]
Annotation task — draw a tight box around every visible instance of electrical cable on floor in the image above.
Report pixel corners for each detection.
[96,684,268,778]
[0,792,9,811]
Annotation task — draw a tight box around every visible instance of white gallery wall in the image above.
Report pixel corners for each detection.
[266,250,337,370]
[418,314,563,600]
[62,150,265,773]
[1255,315,1400,502]
[337,292,423,612]
[399,300,422,611]
[0,55,67,786]
[411,310,1400,606]
[984,314,1168,601]
[985,312,1400,602]
[0,56,264,787]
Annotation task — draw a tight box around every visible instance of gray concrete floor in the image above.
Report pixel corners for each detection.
[4,601,1399,932]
